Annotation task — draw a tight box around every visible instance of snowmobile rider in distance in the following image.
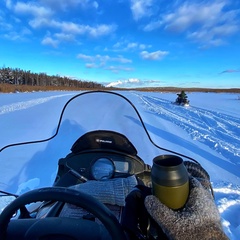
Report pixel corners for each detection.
[121,156,229,240]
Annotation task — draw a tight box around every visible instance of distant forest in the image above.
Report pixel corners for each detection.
[0,67,104,92]
[1,67,239,93]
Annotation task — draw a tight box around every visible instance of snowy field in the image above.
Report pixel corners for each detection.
[0,90,239,239]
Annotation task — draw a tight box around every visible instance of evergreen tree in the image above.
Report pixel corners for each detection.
[0,66,105,89]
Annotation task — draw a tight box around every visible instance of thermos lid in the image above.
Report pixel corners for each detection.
[151,155,189,187]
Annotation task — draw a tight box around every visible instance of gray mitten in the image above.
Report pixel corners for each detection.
[59,176,138,218]
[144,177,229,240]
[70,175,138,206]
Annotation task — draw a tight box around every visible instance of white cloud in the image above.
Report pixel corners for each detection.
[7,0,113,48]
[106,80,123,87]
[140,50,168,60]
[2,26,32,41]
[127,42,138,49]
[21,27,32,36]
[112,55,132,64]
[143,20,162,31]
[5,0,12,9]
[77,53,133,73]
[0,16,13,31]
[220,69,240,74]
[40,0,98,11]
[29,18,117,38]
[60,22,86,34]
[92,1,99,9]
[29,18,50,29]
[41,36,59,48]
[128,78,140,83]
[85,63,98,68]
[77,53,132,64]
[54,32,76,42]
[105,78,162,88]
[14,2,53,18]
[130,0,154,21]
[211,24,239,36]
[77,54,95,62]
[104,66,133,73]
[87,24,117,38]
[105,78,140,87]
[163,1,227,32]
[112,40,152,52]
[143,0,240,47]
[187,29,227,48]
[3,31,21,41]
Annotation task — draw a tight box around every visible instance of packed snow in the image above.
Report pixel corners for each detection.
[0,90,239,239]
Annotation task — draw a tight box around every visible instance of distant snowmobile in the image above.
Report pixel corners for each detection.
[175,90,190,106]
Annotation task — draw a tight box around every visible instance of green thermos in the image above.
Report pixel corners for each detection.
[151,155,189,210]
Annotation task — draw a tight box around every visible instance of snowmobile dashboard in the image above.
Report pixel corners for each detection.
[54,150,150,187]
[53,130,151,187]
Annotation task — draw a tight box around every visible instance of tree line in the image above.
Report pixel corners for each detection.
[0,67,104,89]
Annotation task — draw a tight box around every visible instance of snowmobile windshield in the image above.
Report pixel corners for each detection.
[0,91,193,194]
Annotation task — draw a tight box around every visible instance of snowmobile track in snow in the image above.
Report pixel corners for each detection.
[135,93,240,164]
[0,93,74,115]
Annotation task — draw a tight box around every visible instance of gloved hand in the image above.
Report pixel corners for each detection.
[71,175,138,206]
[60,176,138,218]
[144,177,229,240]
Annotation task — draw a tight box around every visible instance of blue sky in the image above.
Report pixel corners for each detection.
[0,0,240,88]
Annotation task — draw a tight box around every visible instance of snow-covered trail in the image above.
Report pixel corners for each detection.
[128,92,240,238]
[0,90,239,239]
[0,92,76,115]
[134,93,240,165]
[0,91,78,149]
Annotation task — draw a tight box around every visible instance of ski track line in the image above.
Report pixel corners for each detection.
[0,93,75,115]
[134,93,240,162]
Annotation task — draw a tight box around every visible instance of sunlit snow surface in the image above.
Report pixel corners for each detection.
[0,90,239,239]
